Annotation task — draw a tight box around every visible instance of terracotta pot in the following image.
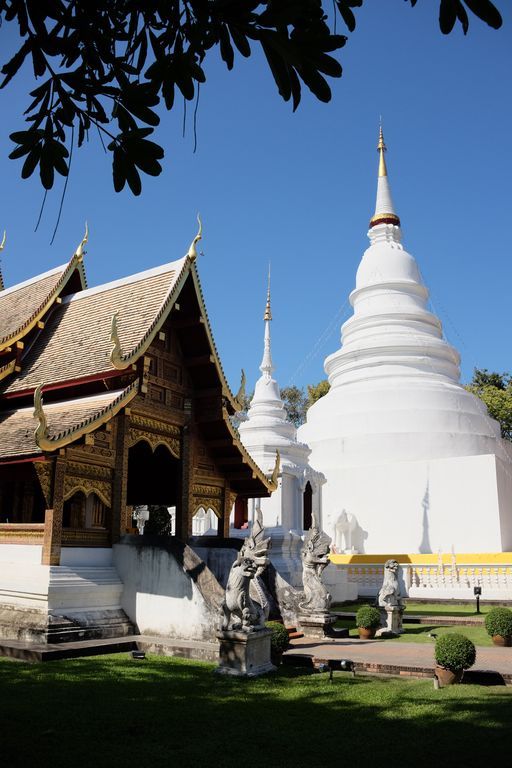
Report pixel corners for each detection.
[358,627,376,639]
[435,666,463,687]
[492,635,512,647]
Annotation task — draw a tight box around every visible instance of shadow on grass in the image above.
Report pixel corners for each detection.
[1,655,511,768]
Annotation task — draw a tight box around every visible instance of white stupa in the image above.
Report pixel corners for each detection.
[298,129,512,554]
[235,274,325,585]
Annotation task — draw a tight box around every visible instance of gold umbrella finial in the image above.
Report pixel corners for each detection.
[377,123,387,178]
[264,263,272,322]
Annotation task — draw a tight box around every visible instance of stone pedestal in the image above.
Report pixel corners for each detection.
[216,628,276,677]
[298,613,337,639]
[375,606,404,637]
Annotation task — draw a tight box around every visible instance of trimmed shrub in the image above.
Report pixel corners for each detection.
[266,621,289,654]
[356,605,381,630]
[484,607,512,638]
[435,633,476,672]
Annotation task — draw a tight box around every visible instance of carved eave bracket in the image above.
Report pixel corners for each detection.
[269,449,280,491]
[234,369,246,411]
[33,380,139,452]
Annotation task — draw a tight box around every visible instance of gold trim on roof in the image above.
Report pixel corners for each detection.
[33,380,139,452]
[0,359,16,382]
[109,258,189,369]
[0,231,6,292]
[0,247,87,352]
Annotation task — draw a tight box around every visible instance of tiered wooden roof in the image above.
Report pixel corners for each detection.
[0,235,273,497]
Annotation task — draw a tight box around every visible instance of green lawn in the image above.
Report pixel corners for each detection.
[334,601,492,617]
[1,654,511,768]
[334,618,493,646]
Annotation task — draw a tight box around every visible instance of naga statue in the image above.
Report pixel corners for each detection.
[221,510,271,633]
[299,514,332,615]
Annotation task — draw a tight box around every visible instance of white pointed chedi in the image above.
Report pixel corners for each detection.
[298,130,512,554]
[237,276,326,587]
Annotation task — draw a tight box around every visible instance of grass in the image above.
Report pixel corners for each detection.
[334,618,493,646]
[334,601,493,617]
[1,654,512,767]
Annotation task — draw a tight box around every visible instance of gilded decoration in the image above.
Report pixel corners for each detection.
[63,461,112,507]
[192,483,222,498]
[129,414,181,458]
[34,461,53,506]
[193,497,221,517]
[192,483,223,517]
[33,381,138,451]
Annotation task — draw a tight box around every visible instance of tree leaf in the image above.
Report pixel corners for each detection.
[463,0,502,29]
[21,146,41,178]
[439,0,457,34]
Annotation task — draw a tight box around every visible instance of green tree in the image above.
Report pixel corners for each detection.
[465,368,512,440]
[281,385,308,428]
[307,378,330,407]
[0,1,503,195]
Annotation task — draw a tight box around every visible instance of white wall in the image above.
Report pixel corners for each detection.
[113,541,221,641]
[0,545,43,564]
[60,547,113,567]
[320,453,507,554]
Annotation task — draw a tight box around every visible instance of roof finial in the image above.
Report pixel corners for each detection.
[264,263,272,322]
[74,222,88,261]
[377,123,387,178]
[0,231,5,291]
[187,213,202,261]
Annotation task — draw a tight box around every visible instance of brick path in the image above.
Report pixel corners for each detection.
[285,636,512,681]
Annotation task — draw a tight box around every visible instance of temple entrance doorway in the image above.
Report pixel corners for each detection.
[127,441,181,535]
[303,481,313,531]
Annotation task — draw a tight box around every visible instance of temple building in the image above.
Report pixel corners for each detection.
[298,130,512,572]
[0,224,276,641]
[234,275,326,588]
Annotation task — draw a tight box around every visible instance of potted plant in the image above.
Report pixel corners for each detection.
[356,605,381,639]
[434,633,476,686]
[266,621,289,666]
[484,607,512,647]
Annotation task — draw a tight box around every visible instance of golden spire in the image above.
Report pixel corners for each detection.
[0,231,5,291]
[263,263,272,321]
[378,125,388,178]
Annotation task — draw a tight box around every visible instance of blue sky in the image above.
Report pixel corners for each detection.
[0,2,511,393]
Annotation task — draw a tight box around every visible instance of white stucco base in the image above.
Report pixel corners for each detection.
[113,541,221,641]
[316,452,512,555]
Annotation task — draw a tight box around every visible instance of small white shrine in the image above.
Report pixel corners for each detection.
[234,277,326,587]
[298,129,512,563]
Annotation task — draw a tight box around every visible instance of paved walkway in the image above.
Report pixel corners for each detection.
[285,636,512,681]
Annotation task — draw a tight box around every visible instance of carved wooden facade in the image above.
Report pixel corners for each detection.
[0,245,273,564]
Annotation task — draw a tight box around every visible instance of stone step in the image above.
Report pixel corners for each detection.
[0,634,219,664]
